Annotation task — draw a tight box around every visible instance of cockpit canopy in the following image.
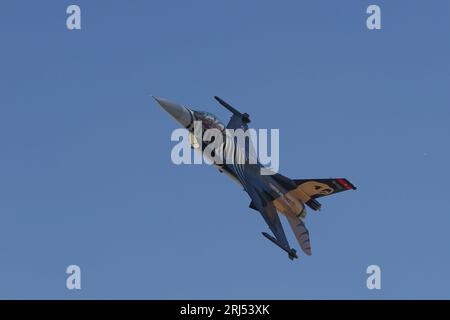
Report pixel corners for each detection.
[193,111,226,132]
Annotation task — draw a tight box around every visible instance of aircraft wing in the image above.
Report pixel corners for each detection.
[214,96,250,130]
[245,184,292,253]
[226,114,249,130]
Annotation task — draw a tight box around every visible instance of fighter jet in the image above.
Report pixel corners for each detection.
[154,96,356,260]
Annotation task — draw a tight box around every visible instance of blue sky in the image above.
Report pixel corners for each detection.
[0,0,449,299]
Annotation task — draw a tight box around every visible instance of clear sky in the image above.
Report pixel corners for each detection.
[0,0,449,299]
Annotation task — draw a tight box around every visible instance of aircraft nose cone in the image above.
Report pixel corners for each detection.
[153,96,193,128]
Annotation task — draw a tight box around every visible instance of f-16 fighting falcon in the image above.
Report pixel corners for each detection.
[153,96,356,260]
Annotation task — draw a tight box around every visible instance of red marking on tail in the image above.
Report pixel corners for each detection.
[337,178,352,190]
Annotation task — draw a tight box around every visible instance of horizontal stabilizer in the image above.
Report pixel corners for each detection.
[286,215,312,256]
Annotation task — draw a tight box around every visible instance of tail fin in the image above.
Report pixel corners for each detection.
[293,178,356,211]
[293,178,356,198]
[270,173,356,211]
